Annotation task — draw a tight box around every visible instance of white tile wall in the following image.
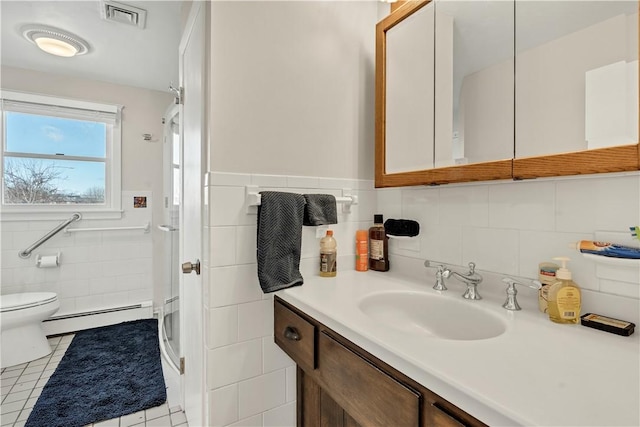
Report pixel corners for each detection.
[0,191,154,320]
[206,172,377,427]
[206,171,639,427]
[237,370,286,419]
[376,172,640,302]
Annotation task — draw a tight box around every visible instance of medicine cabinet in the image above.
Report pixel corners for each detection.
[376,0,640,188]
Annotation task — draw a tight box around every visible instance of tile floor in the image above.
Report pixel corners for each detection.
[1,335,188,427]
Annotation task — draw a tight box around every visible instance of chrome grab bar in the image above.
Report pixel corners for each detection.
[18,212,81,259]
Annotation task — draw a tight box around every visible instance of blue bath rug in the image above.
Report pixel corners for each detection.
[26,319,167,427]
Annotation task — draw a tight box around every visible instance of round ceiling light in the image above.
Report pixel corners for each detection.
[22,24,90,57]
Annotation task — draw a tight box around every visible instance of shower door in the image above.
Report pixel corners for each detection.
[160,104,181,369]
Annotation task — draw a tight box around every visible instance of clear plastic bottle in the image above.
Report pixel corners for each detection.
[369,215,389,272]
[355,230,368,272]
[320,230,337,277]
[547,257,581,324]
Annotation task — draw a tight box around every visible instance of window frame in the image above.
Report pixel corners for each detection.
[0,90,122,220]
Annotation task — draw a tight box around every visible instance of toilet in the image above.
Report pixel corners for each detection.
[1,292,60,368]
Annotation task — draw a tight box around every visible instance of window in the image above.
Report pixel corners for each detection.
[1,90,121,217]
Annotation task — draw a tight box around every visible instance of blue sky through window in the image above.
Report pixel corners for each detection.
[6,112,106,157]
[4,112,106,196]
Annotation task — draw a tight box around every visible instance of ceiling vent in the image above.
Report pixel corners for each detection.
[100,1,147,29]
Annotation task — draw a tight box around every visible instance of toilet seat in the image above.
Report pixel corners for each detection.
[0,293,58,313]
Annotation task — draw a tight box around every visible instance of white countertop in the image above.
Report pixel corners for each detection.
[277,270,640,426]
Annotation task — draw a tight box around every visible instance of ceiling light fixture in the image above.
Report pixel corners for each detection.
[22,24,90,58]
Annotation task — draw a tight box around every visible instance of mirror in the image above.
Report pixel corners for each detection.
[376,0,514,187]
[514,0,639,177]
[434,0,514,168]
[385,2,435,174]
[516,1,638,157]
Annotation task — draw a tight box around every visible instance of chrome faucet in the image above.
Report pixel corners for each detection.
[424,261,482,300]
[450,262,483,300]
[501,277,542,311]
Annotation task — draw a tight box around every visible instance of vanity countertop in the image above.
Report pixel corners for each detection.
[276,270,640,426]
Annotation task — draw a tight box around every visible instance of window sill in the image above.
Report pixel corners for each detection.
[0,209,124,222]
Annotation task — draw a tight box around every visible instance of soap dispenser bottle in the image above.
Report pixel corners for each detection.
[547,257,581,324]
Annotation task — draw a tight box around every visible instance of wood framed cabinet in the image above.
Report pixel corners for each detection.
[274,297,487,427]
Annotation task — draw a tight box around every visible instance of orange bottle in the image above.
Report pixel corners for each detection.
[355,230,368,271]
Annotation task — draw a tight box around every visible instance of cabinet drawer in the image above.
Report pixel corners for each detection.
[318,331,420,426]
[430,402,467,427]
[274,300,316,371]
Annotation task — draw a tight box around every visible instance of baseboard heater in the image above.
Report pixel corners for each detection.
[42,301,153,336]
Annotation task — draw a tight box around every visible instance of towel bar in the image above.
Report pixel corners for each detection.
[245,185,358,214]
[64,222,151,233]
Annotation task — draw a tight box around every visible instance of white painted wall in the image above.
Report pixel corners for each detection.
[0,66,173,315]
[209,1,377,180]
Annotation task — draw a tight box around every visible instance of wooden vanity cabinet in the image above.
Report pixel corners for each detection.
[274,297,487,427]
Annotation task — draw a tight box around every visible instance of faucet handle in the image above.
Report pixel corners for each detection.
[433,265,450,291]
[501,277,542,311]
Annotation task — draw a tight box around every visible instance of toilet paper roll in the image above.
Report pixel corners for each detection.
[36,254,59,268]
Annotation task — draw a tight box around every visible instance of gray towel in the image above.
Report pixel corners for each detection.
[303,194,337,226]
[257,191,306,293]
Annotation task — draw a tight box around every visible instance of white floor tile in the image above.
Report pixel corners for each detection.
[1,399,25,414]
[120,410,146,426]
[1,385,12,397]
[11,381,38,395]
[0,377,18,387]
[3,391,30,404]
[26,357,49,367]
[14,374,40,386]
[170,411,187,425]
[1,370,22,380]
[17,408,31,421]
[24,397,37,409]
[21,366,44,377]
[146,415,172,427]
[94,417,120,426]
[145,402,170,420]
[0,410,20,425]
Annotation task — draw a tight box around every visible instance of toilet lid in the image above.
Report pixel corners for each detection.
[0,292,58,313]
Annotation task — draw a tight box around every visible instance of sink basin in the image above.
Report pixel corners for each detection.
[358,291,507,341]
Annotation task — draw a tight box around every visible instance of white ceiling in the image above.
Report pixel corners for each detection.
[1,0,182,93]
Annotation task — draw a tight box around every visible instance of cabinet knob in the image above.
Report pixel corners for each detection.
[284,326,301,341]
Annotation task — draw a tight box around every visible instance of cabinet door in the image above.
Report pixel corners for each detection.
[434,0,514,169]
[317,331,421,426]
[319,389,362,427]
[376,0,514,187]
[380,0,435,176]
[514,0,639,178]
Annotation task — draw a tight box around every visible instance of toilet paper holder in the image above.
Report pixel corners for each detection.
[35,253,60,268]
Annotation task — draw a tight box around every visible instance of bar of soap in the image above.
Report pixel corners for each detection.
[580,313,635,336]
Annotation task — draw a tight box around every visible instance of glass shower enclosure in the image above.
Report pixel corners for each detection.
[160,104,180,369]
